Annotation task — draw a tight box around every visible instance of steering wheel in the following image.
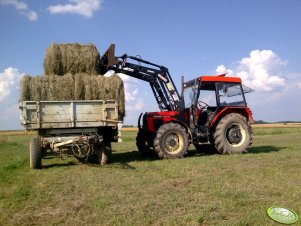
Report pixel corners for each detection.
[197,101,209,110]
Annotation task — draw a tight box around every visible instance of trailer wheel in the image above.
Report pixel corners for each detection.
[98,142,112,165]
[30,137,42,169]
[213,113,252,154]
[136,130,157,157]
[154,123,188,159]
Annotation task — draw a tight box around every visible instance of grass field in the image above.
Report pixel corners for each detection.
[0,126,300,225]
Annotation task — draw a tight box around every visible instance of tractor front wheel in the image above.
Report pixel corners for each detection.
[213,113,252,154]
[154,123,188,159]
[136,130,157,157]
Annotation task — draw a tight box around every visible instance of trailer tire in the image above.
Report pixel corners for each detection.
[136,130,157,157]
[213,113,252,154]
[154,123,188,159]
[30,137,42,169]
[98,142,112,165]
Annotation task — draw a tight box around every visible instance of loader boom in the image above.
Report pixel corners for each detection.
[100,44,181,111]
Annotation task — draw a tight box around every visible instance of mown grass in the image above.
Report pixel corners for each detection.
[0,127,300,225]
[253,127,301,136]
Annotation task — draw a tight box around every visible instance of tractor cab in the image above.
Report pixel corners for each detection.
[183,74,254,149]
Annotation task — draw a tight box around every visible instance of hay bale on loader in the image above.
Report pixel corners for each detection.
[44,43,101,75]
[19,74,125,120]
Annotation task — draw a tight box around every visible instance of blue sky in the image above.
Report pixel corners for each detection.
[0,0,301,130]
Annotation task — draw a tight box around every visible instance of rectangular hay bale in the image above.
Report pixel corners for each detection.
[44,43,101,76]
[19,74,125,120]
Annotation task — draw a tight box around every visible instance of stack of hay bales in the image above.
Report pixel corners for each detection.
[20,43,125,120]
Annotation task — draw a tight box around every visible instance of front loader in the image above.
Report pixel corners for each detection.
[100,44,254,159]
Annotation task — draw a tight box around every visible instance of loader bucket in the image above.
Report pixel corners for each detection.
[99,44,119,74]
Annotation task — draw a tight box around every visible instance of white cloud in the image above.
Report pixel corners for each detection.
[0,67,25,130]
[0,67,24,102]
[216,50,286,92]
[104,72,144,110]
[48,0,102,18]
[21,10,38,21]
[0,0,38,21]
[118,73,145,112]
[216,64,233,75]
[127,98,145,111]
[214,51,301,122]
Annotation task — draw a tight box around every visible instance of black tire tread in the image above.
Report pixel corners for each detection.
[136,130,157,157]
[154,123,188,159]
[213,113,252,154]
[99,142,112,165]
[30,137,42,169]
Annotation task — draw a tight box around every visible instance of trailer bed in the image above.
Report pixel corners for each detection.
[20,100,120,130]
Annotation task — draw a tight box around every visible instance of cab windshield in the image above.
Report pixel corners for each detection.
[216,83,250,107]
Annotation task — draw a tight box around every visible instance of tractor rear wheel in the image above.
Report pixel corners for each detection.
[213,113,252,154]
[136,130,157,157]
[154,123,188,159]
[30,137,42,169]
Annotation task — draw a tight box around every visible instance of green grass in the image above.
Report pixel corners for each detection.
[253,127,301,136]
[0,128,301,225]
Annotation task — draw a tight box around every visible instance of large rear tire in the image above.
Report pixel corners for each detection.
[30,137,42,169]
[154,123,188,159]
[213,113,252,154]
[136,130,157,157]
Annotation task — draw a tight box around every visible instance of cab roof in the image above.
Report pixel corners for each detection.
[200,74,241,83]
[183,74,242,90]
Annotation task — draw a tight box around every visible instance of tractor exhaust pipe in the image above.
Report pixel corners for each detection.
[180,76,184,99]
[179,75,185,111]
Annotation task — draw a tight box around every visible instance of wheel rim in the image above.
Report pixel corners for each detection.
[225,122,246,147]
[163,131,184,154]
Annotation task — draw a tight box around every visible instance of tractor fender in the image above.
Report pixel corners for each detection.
[171,120,192,142]
[138,113,143,129]
[210,107,253,128]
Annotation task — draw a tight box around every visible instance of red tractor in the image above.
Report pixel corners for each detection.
[100,44,254,159]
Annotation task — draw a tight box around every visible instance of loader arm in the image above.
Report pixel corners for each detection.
[100,44,181,111]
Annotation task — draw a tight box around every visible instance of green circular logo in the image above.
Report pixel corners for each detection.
[267,207,299,224]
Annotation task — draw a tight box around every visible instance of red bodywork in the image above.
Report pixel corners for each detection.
[200,75,242,83]
[143,74,253,135]
[210,107,254,127]
[145,111,179,132]
[144,107,253,133]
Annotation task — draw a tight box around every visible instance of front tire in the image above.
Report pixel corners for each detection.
[213,113,252,154]
[30,137,42,169]
[136,130,157,157]
[154,123,188,159]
